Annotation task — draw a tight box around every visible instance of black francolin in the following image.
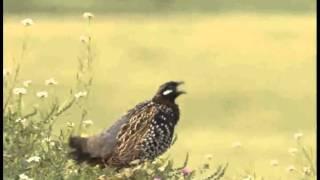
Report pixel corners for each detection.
[69,81,185,168]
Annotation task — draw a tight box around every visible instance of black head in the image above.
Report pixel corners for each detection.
[152,81,186,103]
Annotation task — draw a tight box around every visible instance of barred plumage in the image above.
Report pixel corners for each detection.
[69,81,185,168]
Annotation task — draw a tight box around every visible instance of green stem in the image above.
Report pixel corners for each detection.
[3,63,20,112]
[17,94,22,116]
[4,28,28,112]
[298,140,316,175]
[77,109,87,135]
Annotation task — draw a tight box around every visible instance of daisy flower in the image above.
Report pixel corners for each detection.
[19,173,33,180]
[36,91,48,98]
[26,156,41,163]
[23,80,32,87]
[21,18,34,27]
[13,87,27,95]
[45,78,58,86]
[83,12,94,19]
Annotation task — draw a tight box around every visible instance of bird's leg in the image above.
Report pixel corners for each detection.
[101,158,109,169]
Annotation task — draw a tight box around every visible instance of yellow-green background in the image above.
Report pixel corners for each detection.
[4,1,316,178]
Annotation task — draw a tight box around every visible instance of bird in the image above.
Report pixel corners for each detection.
[68,81,186,168]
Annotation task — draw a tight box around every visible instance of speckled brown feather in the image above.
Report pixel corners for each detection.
[68,81,184,168]
[107,105,158,166]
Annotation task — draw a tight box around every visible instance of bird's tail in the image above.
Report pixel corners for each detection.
[68,136,102,165]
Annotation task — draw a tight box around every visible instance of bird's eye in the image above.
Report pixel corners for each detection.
[162,89,173,95]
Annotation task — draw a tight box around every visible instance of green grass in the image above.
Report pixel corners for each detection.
[4,0,316,14]
[4,13,316,179]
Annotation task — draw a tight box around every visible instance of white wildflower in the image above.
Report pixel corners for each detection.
[83,12,94,19]
[3,68,10,77]
[205,154,213,160]
[19,173,33,180]
[80,133,89,137]
[74,91,87,99]
[26,156,41,163]
[42,137,51,143]
[242,175,254,180]
[23,80,32,87]
[15,118,26,123]
[13,87,27,95]
[21,18,34,27]
[80,35,90,43]
[288,148,298,156]
[232,141,242,148]
[286,165,296,172]
[45,78,58,85]
[303,166,312,176]
[15,118,27,128]
[67,122,75,128]
[158,165,166,172]
[50,141,55,146]
[270,159,279,167]
[82,120,93,127]
[294,132,303,141]
[97,175,106,180]
[36,91,48,98]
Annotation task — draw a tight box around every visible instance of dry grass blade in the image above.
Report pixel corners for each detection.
[56,98,76,116]
[22,108,38,119]
[171,134,178,146]
[204,163,228,180]
[175,152,189,171]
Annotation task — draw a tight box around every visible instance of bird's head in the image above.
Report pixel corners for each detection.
[152,81,186,103]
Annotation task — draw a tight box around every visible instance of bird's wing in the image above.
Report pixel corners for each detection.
[85,101,150,158]
[107,104,159,166]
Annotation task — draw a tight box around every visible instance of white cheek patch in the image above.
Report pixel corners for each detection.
[162,89,173,95]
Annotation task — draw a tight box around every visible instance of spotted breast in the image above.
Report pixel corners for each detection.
[68,81,185,168]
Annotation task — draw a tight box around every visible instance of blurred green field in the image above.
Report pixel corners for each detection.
[4,13,316,178]
[4,0,316,14]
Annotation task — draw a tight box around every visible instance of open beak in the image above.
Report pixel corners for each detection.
[176,81,186,95]
[177,81,184,85]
